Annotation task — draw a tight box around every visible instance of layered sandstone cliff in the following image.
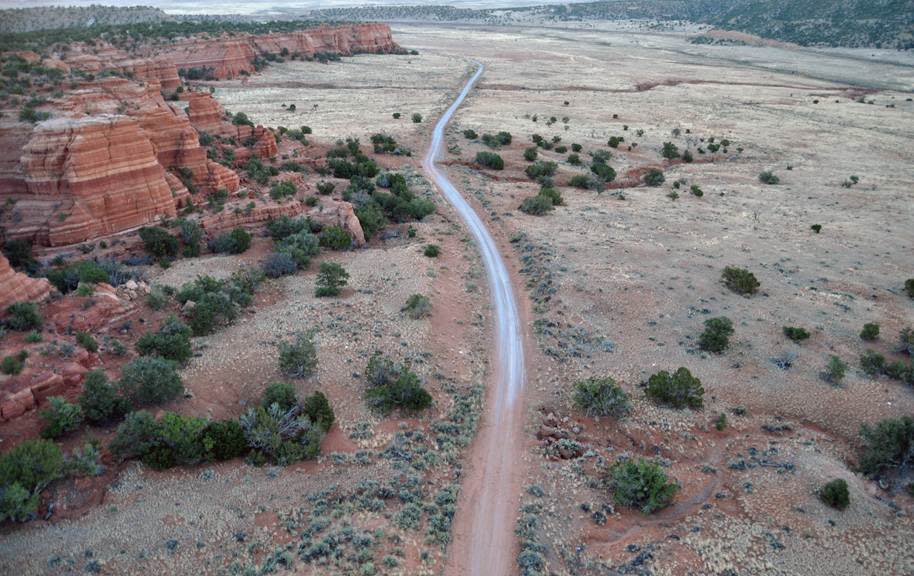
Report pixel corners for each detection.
[157,23,400,80]
[0,254,52,311]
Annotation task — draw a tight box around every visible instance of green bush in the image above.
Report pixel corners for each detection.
[819,479,850,510]
[424,244,440,258]
[109,411,161,461]
[138,226,179,259]
[75,331,98,353]
[0,439,62,521]
[39,396,83,439]
[364,354,432,414]
[572,377,630,418]
[209,227,251,254]
[523,147,538,162]
[5,302,42,331]
[758,171,780,185]
[316,181,336,196]
[722,266,760,295]
[1,351,28,375]
[860,323,880,341]
[699,317,734,353]
[661,141,680,160]
[1,482,39,523]
[278,333,318,379]
[525,160,557,181]
[277,230,320,268]
[262,382,297,411]
[858,416,914,476]
[824,355,847,385]
[269,180,297,200]
[608,136,624,148]
[567,153,582,166]
[136,316,193,365]
[475,151,504,170]
[301,391,335,433]
[315,262,349,297]
[202,420,248,461]
[240,404,323,465]
[117,356,183,407]
[319,226,352,250]
[906,279,914,299]
[643,169,665,187]
[783,326,810,342]
[609,458,678,514]
[411,113,422,123]
[145,412,208,469]
[78,370,129,424]
[481,131,512,148]
[355,202,387,240]
[690,184,703,197]
[568,174,590,189]
[860,350,886,377]
[463,129,478,140]
[646,367,704,409]
[44,260,110,294]
[177,219,203,257]
[519,194,554,216]
[402,294,432,319]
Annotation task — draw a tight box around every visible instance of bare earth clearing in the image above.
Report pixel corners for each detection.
[2,22,913,576]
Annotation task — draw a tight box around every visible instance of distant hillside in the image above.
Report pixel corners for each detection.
[0,5,170,34]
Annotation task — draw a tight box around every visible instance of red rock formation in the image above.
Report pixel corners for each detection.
[46,282,135,333]
[206,160,240,193]
[186,91,232,137]
[17,115,177,246]
[309,198,366,247]
[0,253,52,311]
[156,23,400,80]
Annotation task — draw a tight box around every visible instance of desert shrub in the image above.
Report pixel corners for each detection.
[208,227,251,254]
[146,285,169,311]
[392,112,401,119]
[411,113,422,123]
[566,153,582,166]
[202,420,247,461]
[109,411,160,461]
[523,147,538,162]
[463,129,478,139]
[0,439,62,521]
[607,136,624,148]
[262,382,298,411]
[176,271,261,336]
[646,367,704,409]
[424,244,440,258]
[905,279,914,299]
[142,412,209,469]
[538,187,563,206]
[39,396,83,439]
[355,202,387,240]
[138,226,179,259]
[315,262,349,297]
[262,251,298,278]
[858,416,914,476]
[824,355,848,385]
[315,181,336,196]
[5,302,42,331]
[573,377,630,418]
[75,331,98,353]
[370,133,398,154]
[475,151,504,170]
[819,479,850,510]
[301,391,335,433]
[44,260,110,294]
[643,169,665,187]
[402,294,432,319]
[319,226,352,250]
[722,266,760,295]
[758,171,780,185]
[3,239,37,273]
[364,354,432,414]
[482,131,512,148]
[278,333,318,379]
[269,180,297,200]
[783,326,810,342]
[519,194,555,216]
[609,458,678,514]
[78,369,129,424]
[884,361,910,381]
[240,404,323,465]
[568,174,590,189]
[682,150,694,163]
[232,112,254,126]
[690,184,703,197]
[1,351,27,375]
[860,350,886,377]
[699,317,734,353]
[136,316,192,365]
[661,141,680,159]
[277,230,320,268]
[525,160,557,181]
[901,329,914,356]
[117,356,183,407]
[860,323,880,341]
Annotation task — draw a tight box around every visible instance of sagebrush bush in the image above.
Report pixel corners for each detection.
[819,478,850,510]
[240,403,323,465]
[136,316,192,365]
[860,323,880,341]
[573,377,630,418]
[117,356,183,407]
[610,458,678,514]
[364,354,431,414]
[402,294,432,319]
[278,333,318,379]
[699,317,734,353]
[722,266,760,295]
[39,397,83,439]
[824,355,847,385]
[319,226,352,250]
[79,369,130,424]
[5,302,42,331]
[858,416,914,476]
[646,367,704,409]
[315,262,349,297]
[277,229,320,268]
[0,439,62,521]
[262,251,298,278]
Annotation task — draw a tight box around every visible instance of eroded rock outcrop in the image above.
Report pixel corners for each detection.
[0,253,52,311]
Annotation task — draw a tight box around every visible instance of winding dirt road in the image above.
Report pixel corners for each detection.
[422,63,527,575]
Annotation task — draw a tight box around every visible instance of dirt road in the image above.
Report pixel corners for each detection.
[422,63,527,576]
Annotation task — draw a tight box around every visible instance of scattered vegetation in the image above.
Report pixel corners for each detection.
[364,354,432,414]
[699,317,734,353]
[646,367,704,409]
[819,478,850,510]
[609,458,678,514]
[278,333,318,379]
[315,262,349,297]
[783,326,810,342]
[572,377,630,418]
[722,266,760,295]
